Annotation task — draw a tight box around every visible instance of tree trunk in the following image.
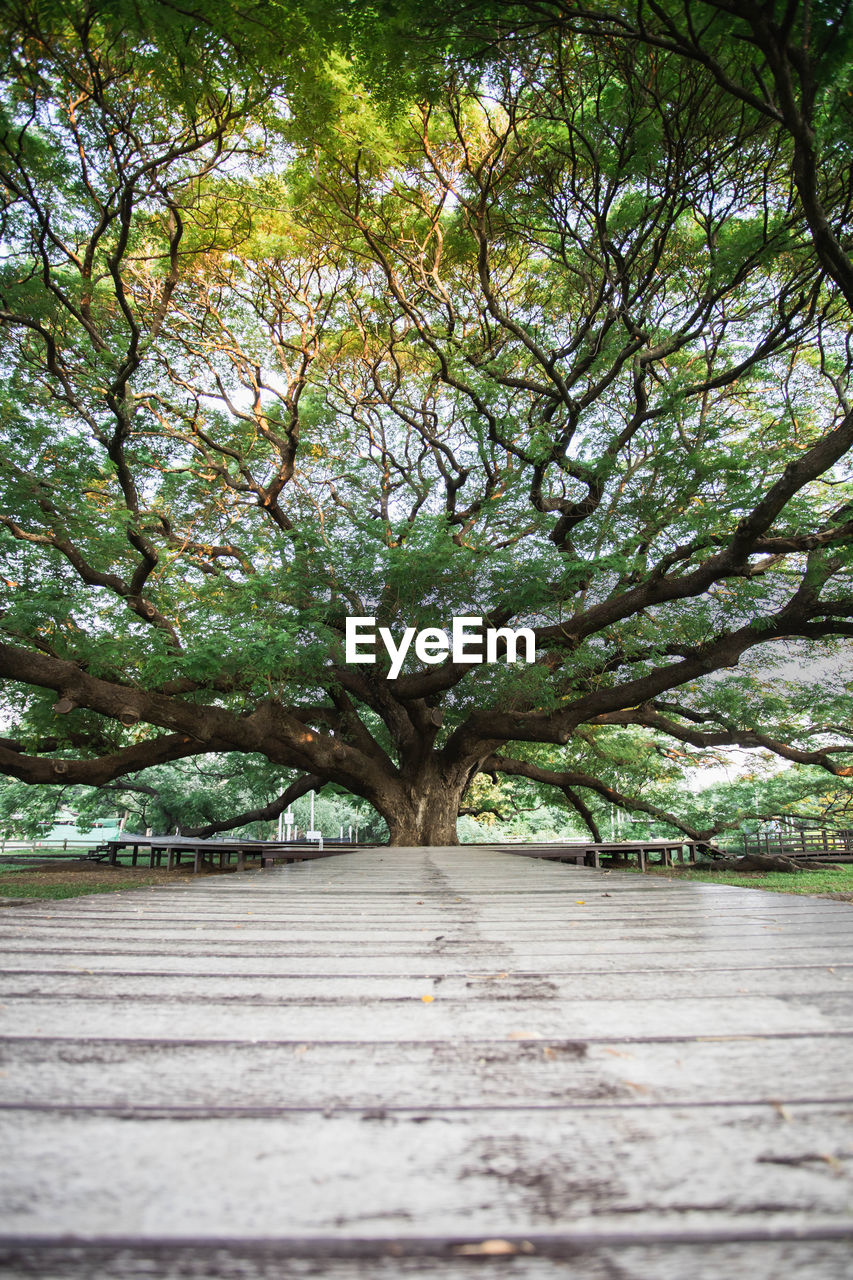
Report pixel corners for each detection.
[379,765,469,846]
[384,790,462,846]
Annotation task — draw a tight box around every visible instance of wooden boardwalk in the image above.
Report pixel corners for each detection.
[0,845,852,1277]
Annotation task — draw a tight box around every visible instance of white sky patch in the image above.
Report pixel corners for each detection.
[685,748,775,792]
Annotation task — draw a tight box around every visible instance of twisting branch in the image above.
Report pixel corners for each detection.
[485,754,736,844]
[597,704,853,777]
[182,774,325,838]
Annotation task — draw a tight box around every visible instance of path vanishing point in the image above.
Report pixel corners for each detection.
[1,845,852,1278]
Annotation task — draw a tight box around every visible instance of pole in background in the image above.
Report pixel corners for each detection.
[306,792,322,848]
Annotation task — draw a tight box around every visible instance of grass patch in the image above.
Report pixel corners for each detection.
[0,862,232,901]
[0,878,173,900]
[633,863,853,900]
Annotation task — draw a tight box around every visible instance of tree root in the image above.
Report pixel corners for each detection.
[710,853,842,874]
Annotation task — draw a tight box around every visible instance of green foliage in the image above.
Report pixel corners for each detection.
[0,754,280,835]
[0,776,68,837]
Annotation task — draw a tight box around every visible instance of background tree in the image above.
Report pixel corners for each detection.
[1,0,852,845]
[0,759,388,841]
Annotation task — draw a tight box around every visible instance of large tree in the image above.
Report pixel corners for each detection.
[1,0,852,845]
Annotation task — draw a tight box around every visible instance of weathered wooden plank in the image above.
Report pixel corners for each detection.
[1,1104,852,1236]
[1,922,848,944]
[3,919,851,943]
[1,946,851,974]
[2,989,850,1040]
[0,962,849,1000]
[2,1032,853,1110]
[0,1236,851,1280]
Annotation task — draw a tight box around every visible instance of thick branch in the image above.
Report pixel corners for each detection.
[0,641,397,801]
[0,733,203,786]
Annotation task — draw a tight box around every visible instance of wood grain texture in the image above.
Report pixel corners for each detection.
[1,845,852,1277]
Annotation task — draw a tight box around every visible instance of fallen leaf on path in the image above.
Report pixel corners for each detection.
[456,1240,534,1256]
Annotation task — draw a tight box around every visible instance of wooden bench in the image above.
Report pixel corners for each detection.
[95,837,363,874]
[97,836,268,873]
[259,843,360,868]
[498,840,700,871]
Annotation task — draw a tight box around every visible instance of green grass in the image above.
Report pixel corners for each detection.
[635,863,853,898]
[0,878,151,900]
[0,864,198,901]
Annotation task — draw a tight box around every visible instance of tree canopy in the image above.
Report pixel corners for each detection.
[1,0,852,845]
